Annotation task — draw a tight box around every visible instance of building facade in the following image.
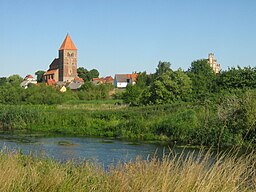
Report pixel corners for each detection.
[208,53,220,73]
[43,34,78,83]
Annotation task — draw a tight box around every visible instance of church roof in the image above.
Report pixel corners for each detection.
[59,34,77,50]
[44,69,58,75]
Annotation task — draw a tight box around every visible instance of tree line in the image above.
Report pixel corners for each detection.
[122,59,256,105]
[0,67,113,105]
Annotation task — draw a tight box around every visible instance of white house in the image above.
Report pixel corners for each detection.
[114,73,138,88]
[20,75,37,89]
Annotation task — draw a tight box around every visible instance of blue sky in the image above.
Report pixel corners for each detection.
[1,0,256,78]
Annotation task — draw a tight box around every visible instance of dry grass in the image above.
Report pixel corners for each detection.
[0,149,255,192]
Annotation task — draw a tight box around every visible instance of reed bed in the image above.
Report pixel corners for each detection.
[0,149,255,192]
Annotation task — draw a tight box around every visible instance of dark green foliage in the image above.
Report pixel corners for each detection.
[35,70,46,82]
[0,77,7,86]
[155,61,172,76]
[187,59,217,100]
[6,74,23,86]
[0,83,24,104]
[144,69,192,104]
[0,83,78,105]
[155,109,198,143]
[77,67,99,81]
[122,72,151,105]
[122,84,142,106]
[78,82,114,100]
[217,66,256,90]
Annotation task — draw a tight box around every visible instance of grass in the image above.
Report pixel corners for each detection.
[0,149,255,191]
[0,100,255,147]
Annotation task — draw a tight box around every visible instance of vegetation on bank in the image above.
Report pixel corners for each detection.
[1,59,256,147]
[0,88,256,148]
[0,149,255,191]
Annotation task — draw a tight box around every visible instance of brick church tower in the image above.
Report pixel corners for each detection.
[58,34,78,82]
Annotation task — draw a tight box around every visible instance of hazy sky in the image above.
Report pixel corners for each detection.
[1,0,256,78]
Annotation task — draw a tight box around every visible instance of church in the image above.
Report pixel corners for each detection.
[43,34,79,83]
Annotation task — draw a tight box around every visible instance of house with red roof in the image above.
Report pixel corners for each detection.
[20,75,37,89]
[114,73,138,88]
[92,76,114,85]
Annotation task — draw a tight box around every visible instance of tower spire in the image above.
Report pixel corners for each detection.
[59,34,77,50]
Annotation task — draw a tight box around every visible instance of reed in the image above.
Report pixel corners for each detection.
[0,149,255,191]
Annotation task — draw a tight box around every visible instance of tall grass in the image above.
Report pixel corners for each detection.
[0,99,256,147]
[0,149,255,191]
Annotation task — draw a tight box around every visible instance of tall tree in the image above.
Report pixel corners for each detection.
[77,67,88,81]
[155,61,172,76]
[88,69,99,80]
[6,75,23,86]
[143,69,192,104]
[35,70,46,82]
[77,67,99,81]
[187,59,216,99]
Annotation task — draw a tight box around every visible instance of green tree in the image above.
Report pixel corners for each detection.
[78,82,113,100]
[77,67,88,81]
[35,70,46,82]
[187,59,216,100]
[88,69,99,80]
[77,67,99,81]
[156,61,172,76]
[0,77,7,86]
[6,75,23,86]
[122,72,151,105]
[0,83,23,104]
[217,66,256,90]
[143,69,192,105]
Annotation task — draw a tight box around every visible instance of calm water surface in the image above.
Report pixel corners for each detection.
[0,135,199,167]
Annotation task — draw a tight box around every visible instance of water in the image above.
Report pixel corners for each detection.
[0,135,199,167]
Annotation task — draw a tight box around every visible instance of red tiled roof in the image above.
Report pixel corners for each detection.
[74,77,84,82]
[105,76,114,81]
[93,77,106,81]
[59,34,77,50]
[92,76,114,84]
[115,74,137,82]
[44,69,58,75]
[25,74,33,79]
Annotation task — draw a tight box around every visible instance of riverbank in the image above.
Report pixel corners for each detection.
[0,97,255,148]
[0,149,255,192]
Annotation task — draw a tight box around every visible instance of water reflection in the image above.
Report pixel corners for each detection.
[0,135,201,167]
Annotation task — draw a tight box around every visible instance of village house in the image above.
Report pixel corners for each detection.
[114,73,138,88]
[67,77,85,90]
[92,76,114,85]
[20,75,37,89]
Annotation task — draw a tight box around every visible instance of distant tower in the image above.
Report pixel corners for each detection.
[58,34,78,82]
[208,53,220,73]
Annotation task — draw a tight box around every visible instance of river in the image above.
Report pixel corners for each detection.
[0,135,200,168]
